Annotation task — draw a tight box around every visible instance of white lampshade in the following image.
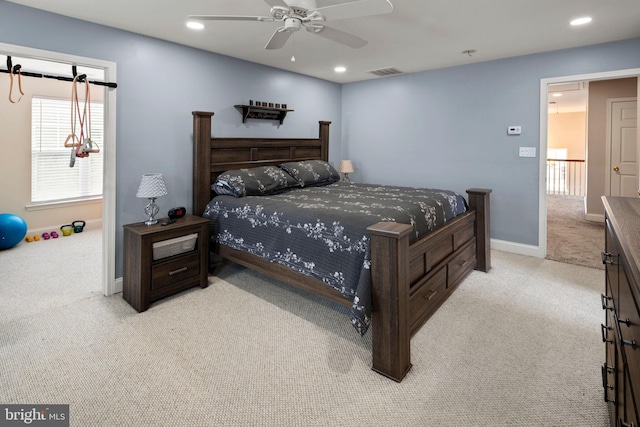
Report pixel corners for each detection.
[136,173,168,199]
[339,160,354,174]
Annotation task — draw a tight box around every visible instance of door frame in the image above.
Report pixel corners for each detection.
[0,42,118,296]
[538,68,640,259]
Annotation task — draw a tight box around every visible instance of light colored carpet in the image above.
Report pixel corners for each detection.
[546,195,604,270]
[0,228,102,324]
[0,235,608,426]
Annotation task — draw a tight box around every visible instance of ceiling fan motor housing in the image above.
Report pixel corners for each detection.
[284,18,302,31]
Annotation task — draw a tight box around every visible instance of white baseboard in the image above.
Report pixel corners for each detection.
[585,213,605,223]
[491,238,544,258]
[27,218,103,235]
[114,277,123,294]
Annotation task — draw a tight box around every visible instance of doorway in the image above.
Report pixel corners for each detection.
[0,42,117,296]
[539,68,640,261]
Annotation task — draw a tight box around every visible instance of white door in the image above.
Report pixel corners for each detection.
[609,99,637,197]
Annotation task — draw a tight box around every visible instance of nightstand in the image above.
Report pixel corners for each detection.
[123,214,209,312]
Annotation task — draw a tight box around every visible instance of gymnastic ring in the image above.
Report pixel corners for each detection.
[72,220,86,233]
[60,224,73,236]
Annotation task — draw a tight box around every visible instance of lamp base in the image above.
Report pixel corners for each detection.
[144,198,160,226]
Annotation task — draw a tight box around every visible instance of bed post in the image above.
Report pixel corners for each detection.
[466,188,491,272]
[319,121,331,161]
[192,111,214,216]
[367,222,413,382]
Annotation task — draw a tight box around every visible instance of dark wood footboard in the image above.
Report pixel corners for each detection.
[191,111,491,382]
[367,188,491,381]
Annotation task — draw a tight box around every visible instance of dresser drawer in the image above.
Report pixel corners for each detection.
[151,252,200,291]
[618,268,640,386]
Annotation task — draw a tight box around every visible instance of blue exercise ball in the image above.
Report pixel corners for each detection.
[0,213,28,250]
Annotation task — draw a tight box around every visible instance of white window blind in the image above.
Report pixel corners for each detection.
[31,97,103,203]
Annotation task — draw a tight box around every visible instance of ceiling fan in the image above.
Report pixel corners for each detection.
[188,0,394,50]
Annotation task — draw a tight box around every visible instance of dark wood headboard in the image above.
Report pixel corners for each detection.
[192,111,331,216]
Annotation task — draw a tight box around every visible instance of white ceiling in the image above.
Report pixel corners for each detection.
[7,0,640,84]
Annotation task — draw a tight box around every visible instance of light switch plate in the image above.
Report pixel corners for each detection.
[519,147,536,157]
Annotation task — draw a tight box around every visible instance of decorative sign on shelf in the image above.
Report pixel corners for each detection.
[234,102,294,125]
[249,100,288,109]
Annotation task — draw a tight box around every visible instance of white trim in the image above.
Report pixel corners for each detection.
[539,68,640,261]
[25,196,102,211]
[491,238,544,258]
[27,218,102,236]
[0,42,117,298]
[585,213,605,222]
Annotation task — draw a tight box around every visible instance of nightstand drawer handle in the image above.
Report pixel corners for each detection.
[169,267,188,276]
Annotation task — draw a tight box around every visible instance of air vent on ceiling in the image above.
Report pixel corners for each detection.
[367,67,403,77]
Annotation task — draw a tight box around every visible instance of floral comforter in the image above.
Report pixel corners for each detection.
[203,182,468,335]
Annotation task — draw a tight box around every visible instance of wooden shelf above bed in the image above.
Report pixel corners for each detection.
[234,104,294,124]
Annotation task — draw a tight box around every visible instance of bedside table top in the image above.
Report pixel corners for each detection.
[123,214,209,236]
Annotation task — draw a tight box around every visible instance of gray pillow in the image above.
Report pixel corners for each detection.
[213,166,298,197]
[279,160,340,187]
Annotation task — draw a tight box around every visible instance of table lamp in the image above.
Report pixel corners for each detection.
[136,173,168,225]
[339,160,355,182]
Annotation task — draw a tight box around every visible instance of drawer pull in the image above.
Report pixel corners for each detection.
[602,364,616,403]
[617,317,631,327]
[621,339,637,350]
[459,259,469,267]
[601,323,614,343]
[424,289,438,300]
[169,267,188,276]
[601,251,615,265]
[614,313,638,349]
[617,419,634,427]
[601,293,614,311]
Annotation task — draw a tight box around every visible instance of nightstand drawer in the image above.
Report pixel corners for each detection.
[151,253,200,291]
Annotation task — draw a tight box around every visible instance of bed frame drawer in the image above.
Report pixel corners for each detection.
[448,238,477,286]
[410,266,447,327]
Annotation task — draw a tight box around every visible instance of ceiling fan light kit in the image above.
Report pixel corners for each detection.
[188,0,394,52]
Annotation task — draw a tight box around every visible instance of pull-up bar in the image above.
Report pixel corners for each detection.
[1,56,117,88]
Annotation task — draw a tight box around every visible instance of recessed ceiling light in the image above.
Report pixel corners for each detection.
[570,16,592,26]
[187,21,204,30]
[334,66,346,73]
[552,93,562,97]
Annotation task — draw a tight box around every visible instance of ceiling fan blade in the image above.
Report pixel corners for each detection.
[308,25,367,48]
[263,0,290,8]
[188,15,274,22]
[265,28,293,49]
[312,0,393,21]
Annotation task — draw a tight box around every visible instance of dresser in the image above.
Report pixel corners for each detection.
[602,196,640,427]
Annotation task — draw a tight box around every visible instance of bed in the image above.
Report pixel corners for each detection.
[192,111,491,382]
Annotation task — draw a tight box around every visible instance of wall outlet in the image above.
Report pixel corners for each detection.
[519,147,536,157]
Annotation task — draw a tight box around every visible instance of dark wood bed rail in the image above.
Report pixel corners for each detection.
[367,188,490,381]
[192,111,491,382]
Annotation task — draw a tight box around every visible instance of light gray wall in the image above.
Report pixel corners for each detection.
[0,1,342,276]
[2,0,640,267]
[342,38,640,246]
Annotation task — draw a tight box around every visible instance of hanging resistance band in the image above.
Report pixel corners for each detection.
[8,65,24,103]
[66,75,99,168]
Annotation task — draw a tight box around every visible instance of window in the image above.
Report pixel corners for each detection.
[31,96,103,203]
